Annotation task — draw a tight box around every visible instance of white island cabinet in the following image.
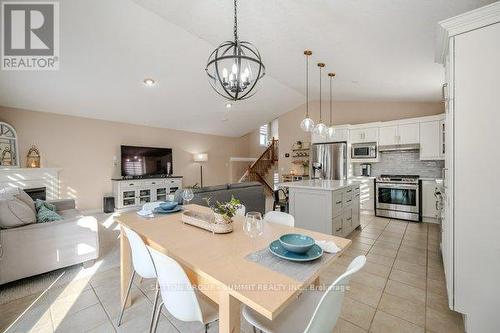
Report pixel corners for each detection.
[280,180,361,237]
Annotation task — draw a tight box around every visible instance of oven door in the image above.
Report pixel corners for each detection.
[376,183,419,213]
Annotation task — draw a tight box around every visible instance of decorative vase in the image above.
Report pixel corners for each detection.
[214,213,233,225]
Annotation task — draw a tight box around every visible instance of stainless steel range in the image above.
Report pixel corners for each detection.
[375,175,421,222]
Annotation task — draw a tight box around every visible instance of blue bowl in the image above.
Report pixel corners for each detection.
[159,201,178,210]
[279,234,315,254]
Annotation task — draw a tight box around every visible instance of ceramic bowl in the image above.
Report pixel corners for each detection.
[278,234,315,254]
[159,201,178,210]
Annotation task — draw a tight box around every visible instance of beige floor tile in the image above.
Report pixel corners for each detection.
[353,236,376,246]
[378,293,425,326]
[373,240,400,250]
[369,246,398,258]
[357,231,380,240]
[396,252,427,267]
[426,307,465,333]
[85,320,115,333]
[349,241,373,252]
[377,235,402,245]
[366,253,395,267]
[427,257,443,270]
[362,262,392,278]
[427,266,445,281]
[48,279,92,300]
[346,281,383,308]
[351,270,387,291]
[384,280,426,304]
[393,259,426,278]
[381,230,405,238]
[344,247,369,257]
[336,254,357,267]
[340,297,376,330]
[52,303,108,332]
[333,318,367,333]
[398,245,426,257]
[50,288,99,324]
[94,283,148,319]
[427,278,447,297]
[403,233,428,242]
[401,239,427,250]
[426,291,451,314]
[363,223,386,231]
[370,310,424,333]
[389,270,426,290]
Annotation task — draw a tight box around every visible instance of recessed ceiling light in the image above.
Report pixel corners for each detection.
[225,102,232,109]
[143,78,156,87]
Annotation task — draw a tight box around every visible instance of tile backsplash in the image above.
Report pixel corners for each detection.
[353,151,444,178]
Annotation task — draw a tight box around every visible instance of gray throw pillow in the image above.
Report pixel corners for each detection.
[14,189,36,214]
[0,197,37,229]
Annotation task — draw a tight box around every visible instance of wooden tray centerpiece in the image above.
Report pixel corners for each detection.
[181,197,241,234]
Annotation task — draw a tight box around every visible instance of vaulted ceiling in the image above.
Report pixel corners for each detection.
[0,0,494,136]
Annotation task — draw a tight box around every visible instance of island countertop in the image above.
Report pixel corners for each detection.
[279,179,360,191]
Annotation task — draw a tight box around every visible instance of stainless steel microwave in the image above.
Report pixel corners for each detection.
[351,142,377,159]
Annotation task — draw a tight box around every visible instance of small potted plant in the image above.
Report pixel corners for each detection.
[204,196,241,225]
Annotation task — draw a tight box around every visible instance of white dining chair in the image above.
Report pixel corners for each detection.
[242,256,366,333]
[148,246,219,333]
[236,204,246,216]
[263,211,294,227]
[118,226,159,332]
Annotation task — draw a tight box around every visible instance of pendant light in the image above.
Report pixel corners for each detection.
[327,72,336,139]
[300,50,314,132]
[313,63,327,137]
[205,0,265,101]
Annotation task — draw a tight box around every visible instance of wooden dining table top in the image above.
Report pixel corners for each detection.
[116,204,351,320]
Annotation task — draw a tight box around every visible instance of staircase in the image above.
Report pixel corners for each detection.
[239,139,278,196]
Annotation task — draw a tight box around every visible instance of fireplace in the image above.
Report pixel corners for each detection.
[24,187,46,201]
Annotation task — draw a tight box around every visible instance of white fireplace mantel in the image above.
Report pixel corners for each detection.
[0,168,62,200]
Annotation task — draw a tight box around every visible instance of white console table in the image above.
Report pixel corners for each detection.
[112,177,183,209]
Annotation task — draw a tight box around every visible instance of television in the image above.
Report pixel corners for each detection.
[121,145,173,177]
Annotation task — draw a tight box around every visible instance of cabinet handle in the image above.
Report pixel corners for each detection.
[347,217,352,221]
[436,201,439,210]
[336,228,342,232]
[442,83,448,102]
[336,200,342,204]
[346,189,352,193]
[346,199,352,203]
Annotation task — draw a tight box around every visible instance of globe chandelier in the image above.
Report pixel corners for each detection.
[205,0,265,101]
[327,72,336,139]
[300,50,314,132]
[312,62,327,137]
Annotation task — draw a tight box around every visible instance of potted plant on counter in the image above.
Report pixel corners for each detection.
[204,196,242,227]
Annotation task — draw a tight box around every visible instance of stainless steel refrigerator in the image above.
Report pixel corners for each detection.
[310,142,347,180]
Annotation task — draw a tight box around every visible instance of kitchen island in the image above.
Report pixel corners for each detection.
[279,179,361,237]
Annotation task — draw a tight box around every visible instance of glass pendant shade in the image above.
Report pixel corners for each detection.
[300,117,315,132]
[313,122,327,137]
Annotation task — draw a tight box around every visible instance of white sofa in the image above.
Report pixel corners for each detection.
[0,199,99,285]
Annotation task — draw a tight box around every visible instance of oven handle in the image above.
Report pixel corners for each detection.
[376,183,419,190]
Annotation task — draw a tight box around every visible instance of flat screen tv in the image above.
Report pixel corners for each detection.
[121,145,173,177]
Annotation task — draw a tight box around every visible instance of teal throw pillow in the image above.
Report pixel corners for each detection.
[37,205,63,223]
[35,199,56,212]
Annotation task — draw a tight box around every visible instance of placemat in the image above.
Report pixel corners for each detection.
[245,248,334,282]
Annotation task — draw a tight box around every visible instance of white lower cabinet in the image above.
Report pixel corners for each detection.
[421,180,440,222]
[288,184,360,237]
[113,178,183,209]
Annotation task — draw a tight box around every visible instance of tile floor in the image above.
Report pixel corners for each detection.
[0,214,465,333]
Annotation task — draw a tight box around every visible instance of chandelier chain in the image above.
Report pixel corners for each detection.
[319,65,322,122]
[233,0,238,42]
[329,75,332,125]
[306,55,309,117]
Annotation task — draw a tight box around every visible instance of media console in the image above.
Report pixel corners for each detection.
[112,176,183,210]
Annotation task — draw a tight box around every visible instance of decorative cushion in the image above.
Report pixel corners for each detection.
[0,197,37,229]
[36,206,63,223]
[14,189,36,214]
[35,199,56,212]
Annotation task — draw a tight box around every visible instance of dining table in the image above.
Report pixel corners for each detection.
[116,204,352,333]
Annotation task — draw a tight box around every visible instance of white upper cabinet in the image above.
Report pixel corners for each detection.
[379,125,398,145]
[379,123,419,146]
[420,121,443,160]
[311,126,349,144]
[349,127,378,144]
[399,123,420,144]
